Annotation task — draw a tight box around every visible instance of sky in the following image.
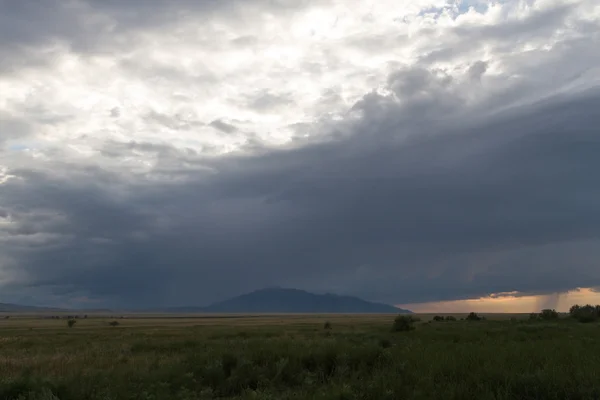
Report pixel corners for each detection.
[0,0,599,311]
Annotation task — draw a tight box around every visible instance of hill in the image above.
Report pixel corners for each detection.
[0,303,65,313]
[170,288,411,314]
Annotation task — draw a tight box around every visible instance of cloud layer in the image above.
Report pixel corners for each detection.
[1,0,599,308]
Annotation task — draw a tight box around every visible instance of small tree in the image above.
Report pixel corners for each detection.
[466,312,481,321]
[569,304,598,323]
[67,319,77,328]
[392,315,420,332]
[540,309,559,320]
[529,313,539,320]
[569,305,581,315]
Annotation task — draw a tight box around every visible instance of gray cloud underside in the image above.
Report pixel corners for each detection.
[1,0,600,307]
[2,84,599,307]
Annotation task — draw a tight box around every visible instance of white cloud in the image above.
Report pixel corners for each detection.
[1,0,597,169]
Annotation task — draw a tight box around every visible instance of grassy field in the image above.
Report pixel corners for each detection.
[0,313,599,399]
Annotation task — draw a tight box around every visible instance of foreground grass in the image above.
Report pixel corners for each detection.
[0,315,599,399]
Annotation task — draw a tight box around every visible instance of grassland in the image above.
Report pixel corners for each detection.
[0,313,599,399]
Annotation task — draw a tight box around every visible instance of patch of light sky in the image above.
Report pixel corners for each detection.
[0,0,596,169]
[402,288,600,313]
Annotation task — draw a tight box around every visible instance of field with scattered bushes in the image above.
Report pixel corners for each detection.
[0,308,599,399]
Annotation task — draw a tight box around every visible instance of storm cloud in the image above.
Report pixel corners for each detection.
[0,0,599,308]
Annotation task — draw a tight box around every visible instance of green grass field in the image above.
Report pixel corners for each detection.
[0,313,599,399]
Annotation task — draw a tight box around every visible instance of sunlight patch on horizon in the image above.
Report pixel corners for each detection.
[399,288,600,313]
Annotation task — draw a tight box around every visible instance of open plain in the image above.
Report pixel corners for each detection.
[0,313,599,399]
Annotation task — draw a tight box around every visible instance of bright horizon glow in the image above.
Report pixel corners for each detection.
[399,288,600,313]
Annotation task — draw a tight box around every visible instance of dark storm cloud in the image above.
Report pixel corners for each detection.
[2,0,600,308]
[2,84,600,307]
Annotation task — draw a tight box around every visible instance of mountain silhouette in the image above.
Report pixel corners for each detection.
[169,288,411,313]
[0,303,65,312]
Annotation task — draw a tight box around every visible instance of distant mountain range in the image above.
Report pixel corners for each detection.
[0,303,64,313]
[167,288,411,314]
[0,288,412,314]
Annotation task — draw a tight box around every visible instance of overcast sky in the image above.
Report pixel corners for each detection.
[1,0,599,309]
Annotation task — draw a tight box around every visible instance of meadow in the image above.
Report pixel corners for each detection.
[0,312,599,400]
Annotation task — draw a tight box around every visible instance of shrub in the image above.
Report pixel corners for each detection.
[221,353,238,378]
[466,312,481,321]
[392,315,419,332]
[569,304,599,323]
[67,319,76,328]
[323,321,332,330]
[540,309,559,320]
[445,316,457,321]
[432,316,445,322]
[109,321,120,327]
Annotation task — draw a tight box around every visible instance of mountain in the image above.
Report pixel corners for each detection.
[0,303,65,313]
[175,288,411,314]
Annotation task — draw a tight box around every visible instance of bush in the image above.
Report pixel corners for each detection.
[221,353,238,378]
[569,304,600,323]
[392,315,419,332]
[323,321,332,330]
[529,313,540,321]
[466,312,481,321]
[109,321,120,327]
[67,319,76,328]
[432,316,445,322]
[540,309,559,320]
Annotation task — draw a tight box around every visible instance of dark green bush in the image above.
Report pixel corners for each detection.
[529,313,539,320]
[221,353,238,378]
[540,309,559,320]
[392,315,418,332]
[466,312,481,321]
[569,304,599,323]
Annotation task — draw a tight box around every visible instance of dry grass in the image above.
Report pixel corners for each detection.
[0,313,599,399]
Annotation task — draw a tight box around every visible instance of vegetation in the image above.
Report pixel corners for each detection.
[569,304,600,323]
[391,315,419,331]
[466,312,482,321]
[529,309,560,321]
[0,310,598,399]
[66,319,76,328]
[432,315,457,322]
